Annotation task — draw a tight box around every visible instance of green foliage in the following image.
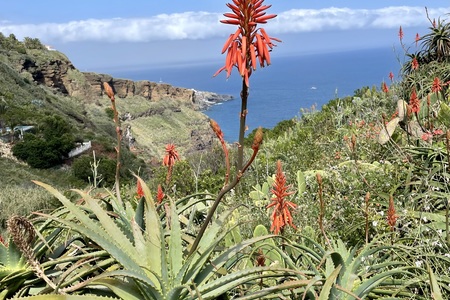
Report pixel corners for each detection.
[12,115,76,169]
[22,37,44,50]
[71,155,116,186]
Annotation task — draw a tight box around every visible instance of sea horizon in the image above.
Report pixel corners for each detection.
[106,47,403,142]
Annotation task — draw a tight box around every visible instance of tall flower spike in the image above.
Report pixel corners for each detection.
[409,88,420,114]
[398,26,404,41]
[136,180,144,198]
[267,160,296,234]
[156,184,165,204]
[432,77,442,94]
[411,57,419,71]
[382,82,389,93]
[214,0,280,87]
[387,195,398,231]
[103,82,115,101]
[163,144,180,184]
[389,72,394,82]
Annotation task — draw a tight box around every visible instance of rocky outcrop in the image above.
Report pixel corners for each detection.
[21,57,75,94]
[18,53,233,110]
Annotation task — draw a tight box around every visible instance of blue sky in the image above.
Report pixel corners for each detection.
[1,1,449,71]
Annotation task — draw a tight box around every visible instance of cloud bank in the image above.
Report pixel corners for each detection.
[0,6,448,43]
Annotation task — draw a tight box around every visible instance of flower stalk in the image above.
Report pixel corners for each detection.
[103,82,123,206]
[189,0,278,256]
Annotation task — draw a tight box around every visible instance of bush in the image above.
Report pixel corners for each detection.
[12,115,76,168]
[72,154,117,187]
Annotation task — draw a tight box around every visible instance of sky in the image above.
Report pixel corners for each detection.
[1,1,450,71]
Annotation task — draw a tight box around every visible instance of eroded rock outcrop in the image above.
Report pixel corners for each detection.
[19,53,232,110]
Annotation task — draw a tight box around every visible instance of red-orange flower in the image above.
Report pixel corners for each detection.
[163,144,180,184]
[398,26,404,41]
[267,160,296,234]
[415,33,420,46]
[156,184,165,204]
[387,195,398,231]
[389,72,394,82]
[163,144,180,167]
[409,88,420,113]
[382,82,389,93]
[432,77,442,94]
[0,235,6,246]
[214,0,280,87]
[136,180,144,198]
[411,57,419,70]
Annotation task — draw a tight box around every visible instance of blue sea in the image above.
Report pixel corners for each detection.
[108,47,401,142]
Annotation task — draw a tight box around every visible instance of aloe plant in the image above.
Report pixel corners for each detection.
[29,178,313,299]
[279,235,427,299]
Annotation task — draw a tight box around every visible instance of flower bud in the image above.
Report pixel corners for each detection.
[252,127,263,151]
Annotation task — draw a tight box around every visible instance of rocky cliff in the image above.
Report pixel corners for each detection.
[18,54,232,110]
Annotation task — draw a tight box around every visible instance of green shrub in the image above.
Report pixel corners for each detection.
[12,115,76,168]
[72,154,116,186]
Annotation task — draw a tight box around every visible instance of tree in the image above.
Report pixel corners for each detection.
[12,114,76,168]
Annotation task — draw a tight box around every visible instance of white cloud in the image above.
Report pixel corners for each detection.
[0,6,448,43]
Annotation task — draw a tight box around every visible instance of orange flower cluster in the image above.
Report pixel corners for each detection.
[415,33,420,46]
[382,82,389,93]
[389,72,394,82]
[136,180,144,198]
[409,88,420,114]
[387,195,398,232]
[214,0,280,87]
[398,26,404,41]
[163,144,180,167]
[267,160,296,234]
[432,77,442,94]
[156,184,165,204]
[411,57,419,71]
[163,144,180,184]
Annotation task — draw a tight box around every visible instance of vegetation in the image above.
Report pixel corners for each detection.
[3,2,450,299]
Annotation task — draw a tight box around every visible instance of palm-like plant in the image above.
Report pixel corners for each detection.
[420,17,450,63]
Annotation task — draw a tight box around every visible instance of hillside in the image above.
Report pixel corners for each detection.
[0,36,232,182]
[0,35,235,227]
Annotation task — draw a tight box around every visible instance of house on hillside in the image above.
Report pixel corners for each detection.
[0,125,35,142]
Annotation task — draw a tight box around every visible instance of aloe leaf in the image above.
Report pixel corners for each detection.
[297,170,306,195]
[378,117,399,145]
[12,296,115,299]
[195,235,281,286]
[397,99,408,120]
[169,199,183,285]
[319,265,341,300]
[195,266,302,299]
[135,196,145,230]
[354,268,413,297]
[77,190,137,261]
[438,101,450,127]
[137,177,163,279]
[90,278,145,300]
[32,182,146,277]
[224,278,314,300]
[428,263,444,300]
[89,269,163,299]
[186,206,235,281]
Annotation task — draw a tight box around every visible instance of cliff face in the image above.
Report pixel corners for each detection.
[9,49,233,160]
[19,55,232,111]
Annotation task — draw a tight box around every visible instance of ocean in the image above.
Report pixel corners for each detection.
[108,47,401,142]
